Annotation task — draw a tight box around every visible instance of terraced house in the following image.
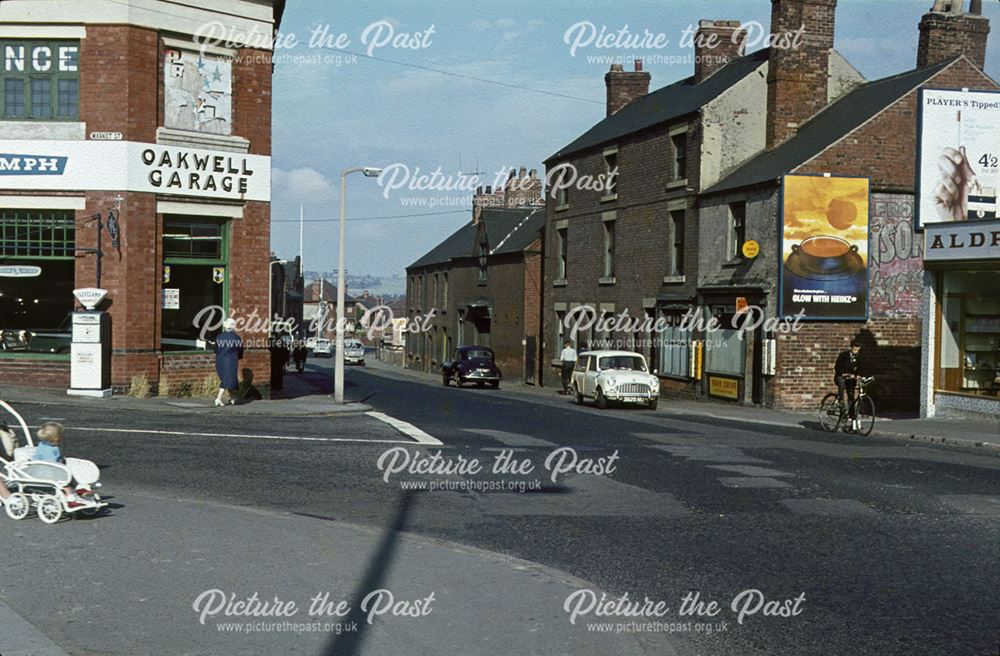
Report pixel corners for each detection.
[543,0,997,414]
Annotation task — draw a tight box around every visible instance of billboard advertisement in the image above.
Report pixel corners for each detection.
[917,88,1000,229]
[780,174,870,321]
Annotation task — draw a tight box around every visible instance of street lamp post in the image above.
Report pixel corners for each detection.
[336,166,382,404]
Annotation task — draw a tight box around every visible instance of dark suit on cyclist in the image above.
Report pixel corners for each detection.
[834,350,861,417]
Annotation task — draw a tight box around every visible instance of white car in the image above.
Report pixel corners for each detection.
[313,338,332,358]
[570,350,660,410]
[343,339,366,365]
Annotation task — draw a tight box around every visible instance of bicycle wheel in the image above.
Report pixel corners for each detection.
[855,396,875,436]
[818,393,843,432]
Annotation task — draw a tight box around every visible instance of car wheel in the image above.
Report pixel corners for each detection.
[455,375,464,388]
[596,388,607,409]
[648,396,658,411]
[489,380,499,389]
[442,372,450,386]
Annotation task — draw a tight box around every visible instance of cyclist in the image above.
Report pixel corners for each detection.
[834,340,863,432]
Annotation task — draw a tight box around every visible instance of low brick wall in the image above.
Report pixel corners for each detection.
[773,319,922,411]
[0,357,70,389]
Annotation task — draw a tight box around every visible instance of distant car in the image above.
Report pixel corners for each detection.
[442,345,502,389]
[313,338,332,357]
[344,339,366,365]
[571,350,660,410]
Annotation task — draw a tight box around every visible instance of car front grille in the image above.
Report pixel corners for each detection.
[618,383,650,395]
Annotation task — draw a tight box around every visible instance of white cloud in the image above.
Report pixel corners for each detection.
[272,167,336,200]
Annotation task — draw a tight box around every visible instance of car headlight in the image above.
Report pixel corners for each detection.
[650,376,660,388]
[605,377,616,388]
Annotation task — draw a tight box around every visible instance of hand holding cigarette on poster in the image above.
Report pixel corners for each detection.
[934,146,980,221]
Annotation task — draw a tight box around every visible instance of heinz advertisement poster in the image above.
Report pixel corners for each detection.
[780,174,870,320]
[917,88,1000,228]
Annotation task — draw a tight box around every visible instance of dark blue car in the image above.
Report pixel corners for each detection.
[442,345,502,389]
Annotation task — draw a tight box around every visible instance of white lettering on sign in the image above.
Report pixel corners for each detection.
[3,44,78,73]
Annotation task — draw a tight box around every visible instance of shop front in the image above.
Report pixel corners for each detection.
[921,221,1000,417]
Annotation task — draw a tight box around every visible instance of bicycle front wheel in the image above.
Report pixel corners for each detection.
[855,396,875,436]
[819,393,843,432]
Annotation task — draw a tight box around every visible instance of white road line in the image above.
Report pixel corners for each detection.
[28,425,414,445]
[366,411,444,446]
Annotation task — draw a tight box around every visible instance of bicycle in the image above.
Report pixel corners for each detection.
[818,376,876,436]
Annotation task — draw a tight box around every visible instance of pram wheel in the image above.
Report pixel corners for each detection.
[4,493,29,520]
[37,495,63,524]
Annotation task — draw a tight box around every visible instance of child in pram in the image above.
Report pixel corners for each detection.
[1,419,107,523]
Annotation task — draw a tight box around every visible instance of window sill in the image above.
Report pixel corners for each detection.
[666,179,688,190]
[553,279,568,287]
[662,275,686,284]
[600,194,618,203]
[721,259,744,268]
[555,204,569,212]
[599,277,617,286]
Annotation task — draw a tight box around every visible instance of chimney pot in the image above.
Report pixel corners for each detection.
[634,59,643,71]
[518,166,527,178]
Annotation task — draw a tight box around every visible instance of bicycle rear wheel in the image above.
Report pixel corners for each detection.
[855,396,875,436]
[819,393,843,432]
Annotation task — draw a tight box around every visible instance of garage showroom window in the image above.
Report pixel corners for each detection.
[161,218,228,351]
[0,209,76,354]
[1,40,80,120]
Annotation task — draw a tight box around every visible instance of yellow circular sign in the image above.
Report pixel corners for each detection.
[742,240,760,259]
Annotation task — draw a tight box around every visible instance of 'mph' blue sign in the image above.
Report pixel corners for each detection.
[0,154,67,175]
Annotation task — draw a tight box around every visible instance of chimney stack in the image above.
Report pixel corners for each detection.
[694,20,747,83]
[605,60,651,116]
[766,0,838,149]
[917,0,990,70]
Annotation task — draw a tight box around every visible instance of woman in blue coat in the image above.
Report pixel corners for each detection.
[214,317,244,406]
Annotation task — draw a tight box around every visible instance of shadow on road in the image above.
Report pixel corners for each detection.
[320,491,416,656]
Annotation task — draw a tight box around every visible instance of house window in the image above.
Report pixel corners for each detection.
[432,274,439,309]
[1,41,80,120]
[161,217,229,351]
[555,310,566,352]
[442,273,448,307]
[555,186,569,209]
[602,220,615,280]
[728,202,746,260]
[478,242,488,283]
[671,132,687,181]
[557,227,568,281]
[669,210,685,276]
[603,147,618,198]
[0,209,76,354]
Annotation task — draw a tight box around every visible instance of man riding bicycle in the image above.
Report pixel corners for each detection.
[834,340,863,432]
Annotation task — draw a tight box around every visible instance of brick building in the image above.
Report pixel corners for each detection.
[543,0,996,412]
[0,0,284,393]
[406,204,545,384]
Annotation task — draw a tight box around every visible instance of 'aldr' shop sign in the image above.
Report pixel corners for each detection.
[0,141,270,202]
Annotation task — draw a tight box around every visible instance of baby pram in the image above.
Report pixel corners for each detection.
[1,400,108,523]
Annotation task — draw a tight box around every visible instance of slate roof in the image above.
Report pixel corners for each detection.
[546,48,770,163]
[406,207,544,270]
[704,57,957,195]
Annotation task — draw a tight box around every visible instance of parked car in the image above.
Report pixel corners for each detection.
[571,350,660,410]
[313,338,332,358]
[344,339,366,365]
[442,345,502,389]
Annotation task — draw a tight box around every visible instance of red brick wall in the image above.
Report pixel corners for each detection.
[773,319,922,410]
[0,359,70,389]
[798,59,1000,188]
[605,65,650,116]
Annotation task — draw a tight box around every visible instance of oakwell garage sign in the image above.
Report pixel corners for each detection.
[0,140,269,202]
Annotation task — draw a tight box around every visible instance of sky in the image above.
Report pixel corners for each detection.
[268,0,1000,294]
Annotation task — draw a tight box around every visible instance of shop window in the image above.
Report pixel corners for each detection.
[658,313,691,378]
[705,326,746,376]
[1,41,80,120]
[0,209,76,354]
[161,217,228,351]
[937,271,1000,398]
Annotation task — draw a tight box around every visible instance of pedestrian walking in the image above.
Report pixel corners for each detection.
[559,339,578,395]
[214,317,244,407]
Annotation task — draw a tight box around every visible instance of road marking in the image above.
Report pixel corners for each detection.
[26,424,415,445]
[461,429,556,448]
[365,411,444,446]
